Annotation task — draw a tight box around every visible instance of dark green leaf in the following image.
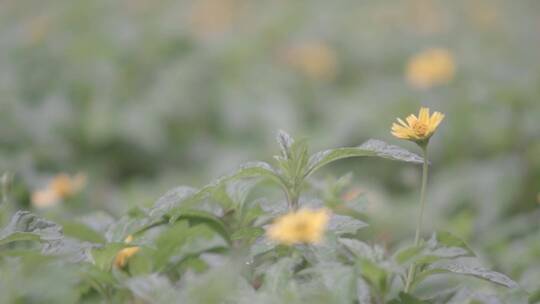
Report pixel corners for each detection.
[61,221,106,244]
[388,292,429,304]
[170,209,230,243]
[357,258,388,294]
[230,227,264,242]
[394,245,425,265]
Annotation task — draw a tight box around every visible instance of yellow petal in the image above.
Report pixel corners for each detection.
[428,112,445,132]
[419,107,430,123]
[406,115,417,126]
[397,118,409,128]
[114,247,140,268]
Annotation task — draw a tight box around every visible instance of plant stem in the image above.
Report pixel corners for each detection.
[404,146,429,293]
[1,173,11,205]
[289,190,299,211]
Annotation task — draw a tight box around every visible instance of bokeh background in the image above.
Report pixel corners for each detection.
[1,0,539,295]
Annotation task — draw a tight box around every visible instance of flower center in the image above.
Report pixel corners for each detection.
[412,121,428,137]
[294,221,308,234]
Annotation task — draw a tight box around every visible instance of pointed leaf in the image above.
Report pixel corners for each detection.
[358,139,424,163]
[306,139,423,177]
[425,261,519,289]
[276,130,295,159]
[148,186,198,220]
[328,214,368,235]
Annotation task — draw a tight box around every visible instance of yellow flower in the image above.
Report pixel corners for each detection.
[114,235,140,269]
[31,173,86,208]
[267,208,330,245]
[188,0,238,38]
[282,41,338,81]
[406,48,455,89]
[391,107,444,143]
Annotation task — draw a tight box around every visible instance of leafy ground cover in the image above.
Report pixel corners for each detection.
[1,0,539,303]
[0,130,532,303]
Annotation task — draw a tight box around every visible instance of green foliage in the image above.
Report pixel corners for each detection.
[0,132,527,303]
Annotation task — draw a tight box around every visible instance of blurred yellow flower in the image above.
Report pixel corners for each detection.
[406,48,455,89]
[188,0,238,38]
[282,41,338,81]
[24,14,51,45]
[114,235,140,268]
[31,173,86,208]
[391,107,444,142]
[267,208,330,245]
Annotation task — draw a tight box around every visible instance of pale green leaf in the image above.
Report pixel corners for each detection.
[425,261,519,289]
[0,211,63,245]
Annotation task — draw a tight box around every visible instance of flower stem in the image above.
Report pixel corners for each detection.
[404,145,429,293]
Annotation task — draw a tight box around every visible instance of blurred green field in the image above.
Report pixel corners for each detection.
[0,0,539,302]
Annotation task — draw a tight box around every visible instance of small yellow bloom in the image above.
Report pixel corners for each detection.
[267,208,330,245]
[31,173,86,208]
[188,0,238,38]
[114,235,140,269]
[282,41,338,81]
[406,48,455,89]
[391,107,444,143]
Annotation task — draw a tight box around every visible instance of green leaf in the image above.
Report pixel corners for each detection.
[0,211,63,245]
[394,231,475,266]
[276,129,295,160]
[249,237,277,258]
[356,276,371,304]
[358,139,424,163]
[300,263,358,303]
[174,224,228,261]
[328,214,368,235]
[105,213,155,242]
[91,242,127,271]
[339,238,384,262]
[357,258,388,294]
[148,186,198,220]
[230,227,264,242]
[0,232,41,245]
[41,238,94,262]
[388,292,429,304]
[421,261,519,289]
[180,264,251,304]
[260,257,299,293]
[79,263,118,291]
[432,231,474,256]
[530,288,540,304]
[125,274,178,303]
[152,220,190,270]
[394,245,425,265]
[216,161,282,185]
[165,162,284,218]
[170,209,230,243]
[61,221,106,244]
[306,148,376,177]
[305,139,423,177]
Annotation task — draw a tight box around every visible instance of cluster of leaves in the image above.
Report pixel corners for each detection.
[0,132,529,303]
